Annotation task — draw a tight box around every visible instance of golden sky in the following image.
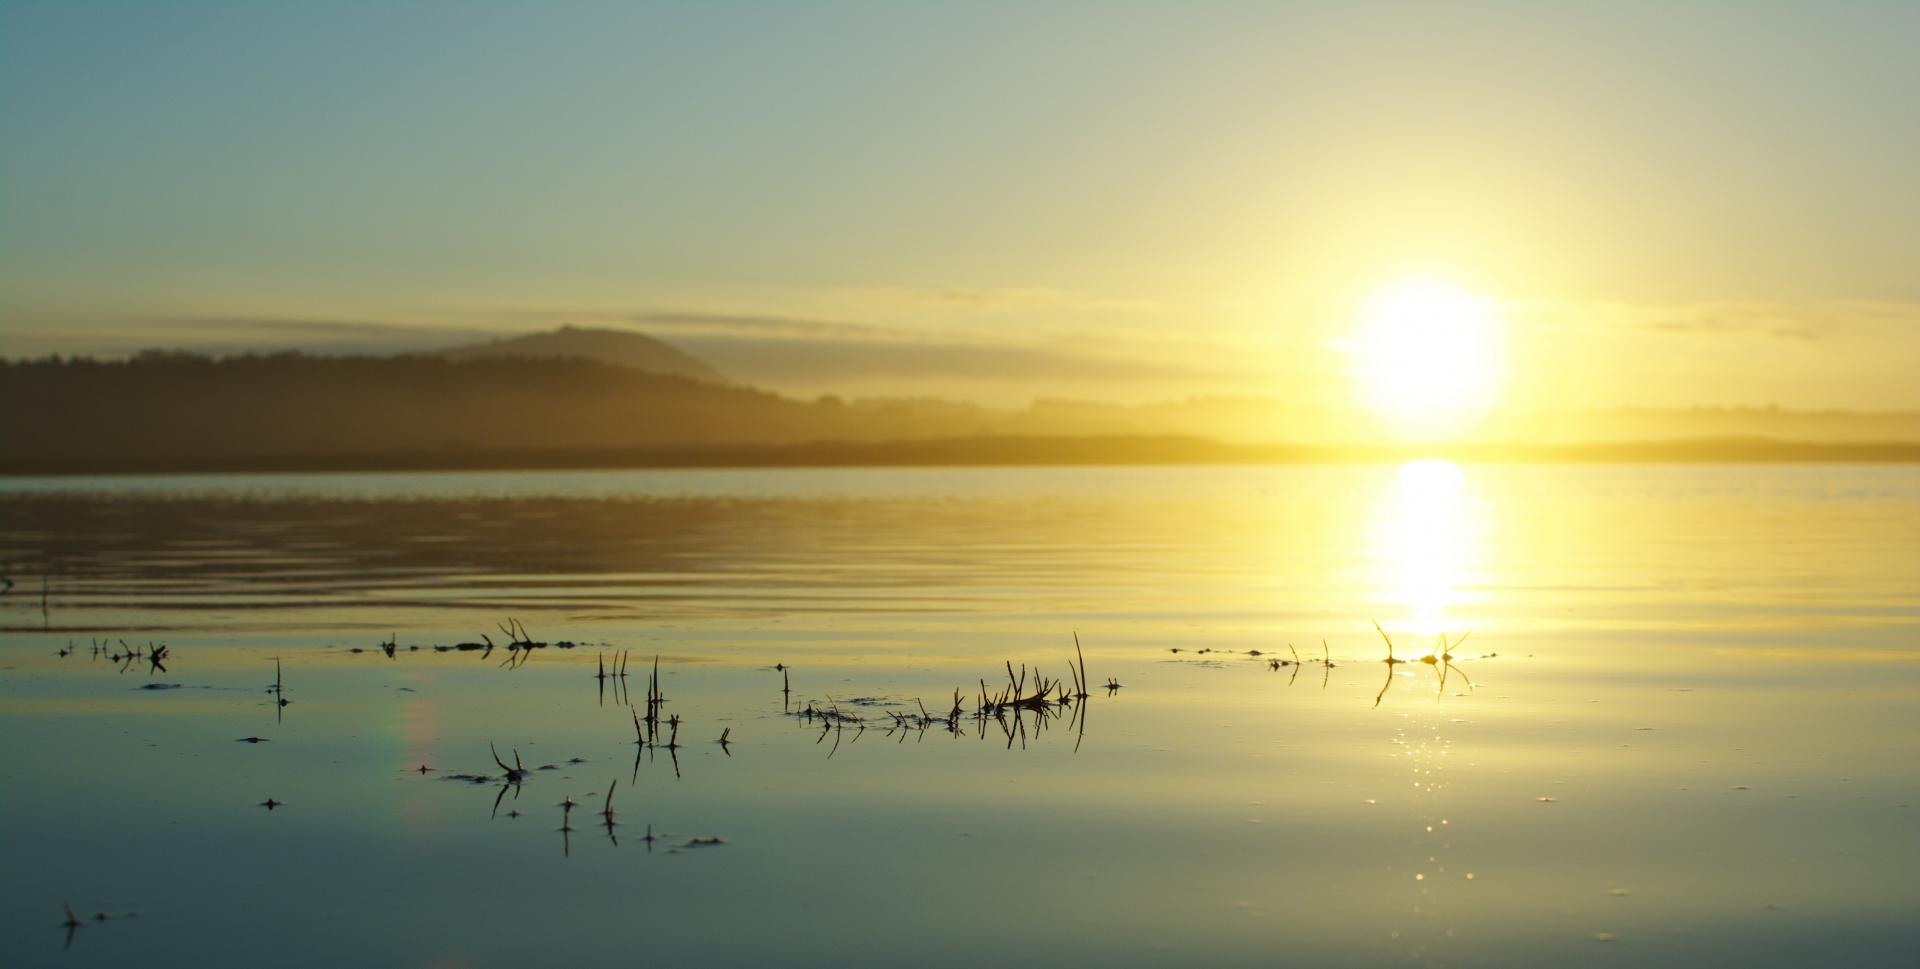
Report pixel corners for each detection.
[2,2,1915,416]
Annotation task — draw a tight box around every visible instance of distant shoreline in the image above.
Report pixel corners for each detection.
[3,435,1916,476]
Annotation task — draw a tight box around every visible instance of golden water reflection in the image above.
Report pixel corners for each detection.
[1370,460,1486,644]
[3,467,1916,967]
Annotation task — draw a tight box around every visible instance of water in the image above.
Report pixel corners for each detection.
[2,464,1915,967]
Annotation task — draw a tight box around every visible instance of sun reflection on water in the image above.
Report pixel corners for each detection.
[1367,461,1484,957]
[1375,460,1483,642]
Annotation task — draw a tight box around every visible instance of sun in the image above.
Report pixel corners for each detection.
[1342,275,1509,441]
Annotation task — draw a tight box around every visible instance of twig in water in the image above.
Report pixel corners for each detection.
[1372,620,1405,665]
[1371,621,1409,709]
[1073,633,1092,699]
[491,743,527,784]
[644,655,664,724]
[1271,643,1303,685]
[1431,631,1476,694]
[602,779,619,845]
[271,657,289,719]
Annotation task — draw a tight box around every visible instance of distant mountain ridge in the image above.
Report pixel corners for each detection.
[435,325,728,384]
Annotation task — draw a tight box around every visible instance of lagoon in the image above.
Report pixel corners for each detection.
[2,464,1915,967]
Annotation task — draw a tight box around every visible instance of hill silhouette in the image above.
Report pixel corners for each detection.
[0,351,812,470]
[435,325,729,384]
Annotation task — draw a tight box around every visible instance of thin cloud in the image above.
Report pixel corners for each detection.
[1641,314,1821,341]
[0,316,497,360]
[163,317,497,343]
[131,317,502,356]
[628,311,898,342]
[672,335,1235,386]
[836,286,1169,313]
[1634,302,1906,342]
[1518,299,1920,343]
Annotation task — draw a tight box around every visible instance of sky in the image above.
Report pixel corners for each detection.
[2,1,1916,414]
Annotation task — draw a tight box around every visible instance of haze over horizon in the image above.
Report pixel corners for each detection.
[4,2,1916,422]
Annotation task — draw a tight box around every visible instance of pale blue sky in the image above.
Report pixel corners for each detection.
[3,1,1915,409]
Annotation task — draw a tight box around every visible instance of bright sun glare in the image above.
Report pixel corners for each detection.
[1344,275,1509,441]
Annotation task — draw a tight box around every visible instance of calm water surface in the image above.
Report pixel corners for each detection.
[2,464,1914,967]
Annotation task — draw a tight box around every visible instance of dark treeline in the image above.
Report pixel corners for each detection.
[4,352,1915,474]
[1,351,854,469]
